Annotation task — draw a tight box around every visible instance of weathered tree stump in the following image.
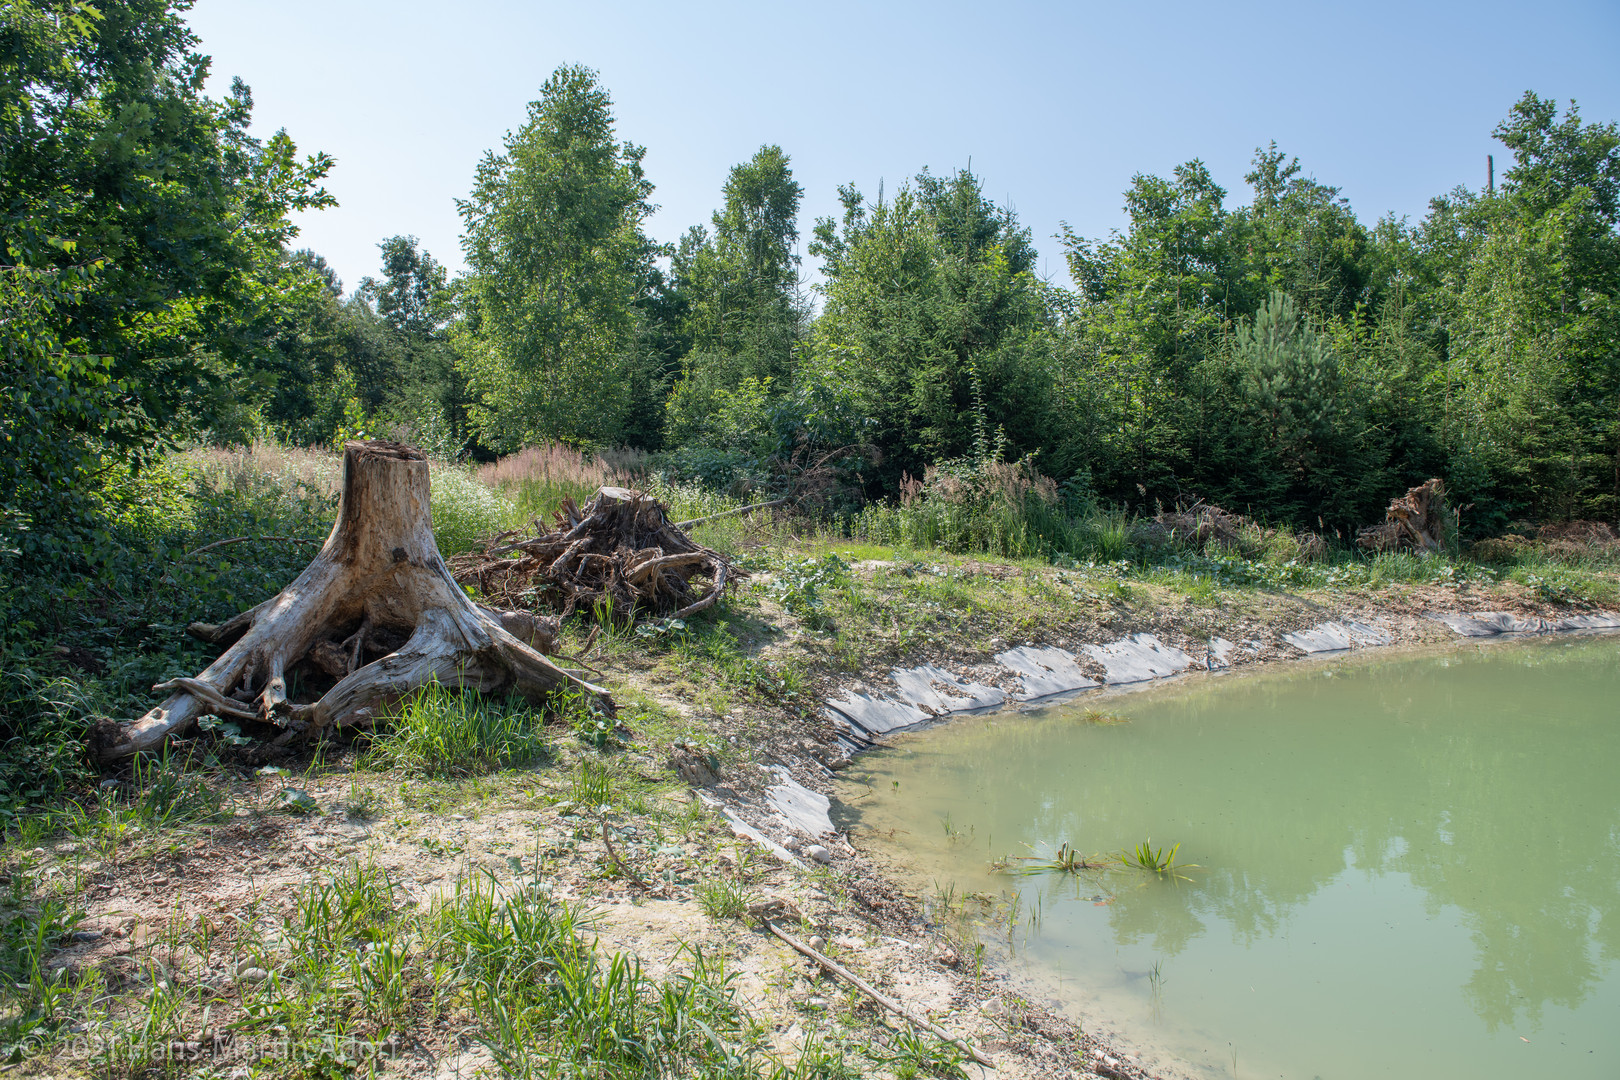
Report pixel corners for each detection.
[92,441,611,762]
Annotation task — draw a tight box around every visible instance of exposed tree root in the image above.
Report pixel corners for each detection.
[1357,478,1453,553]
[91,441,611,763]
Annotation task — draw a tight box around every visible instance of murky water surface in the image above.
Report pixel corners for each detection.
[837,636,1620,1079]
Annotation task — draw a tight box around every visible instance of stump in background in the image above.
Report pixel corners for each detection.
[1357,478,1453,554]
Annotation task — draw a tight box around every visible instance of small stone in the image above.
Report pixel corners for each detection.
[150,877,169,887]
[807,935,827,951]
[235,967,269,984]
[805,845,832,865]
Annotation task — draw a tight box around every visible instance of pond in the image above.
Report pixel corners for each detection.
[837,635,1620,1079]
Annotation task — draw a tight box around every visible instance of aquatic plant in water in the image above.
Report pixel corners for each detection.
[1004,842,1111,875]
[1122,838,1195,877]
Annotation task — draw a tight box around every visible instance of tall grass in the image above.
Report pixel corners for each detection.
[479,443,641,524]
[174,440,521,555]
[843,461,1132,563]
[430,466,520,554]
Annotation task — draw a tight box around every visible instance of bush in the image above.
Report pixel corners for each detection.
[844,457,1112,560]
[429,464,519,554]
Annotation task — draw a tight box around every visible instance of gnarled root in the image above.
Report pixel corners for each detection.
[92,441,611,763]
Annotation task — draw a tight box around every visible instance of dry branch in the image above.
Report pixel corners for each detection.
[673,497,790,530]
[186,535,324,557]
[760,917,995,1068]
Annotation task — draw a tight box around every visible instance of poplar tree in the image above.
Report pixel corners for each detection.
[456,65,660,450]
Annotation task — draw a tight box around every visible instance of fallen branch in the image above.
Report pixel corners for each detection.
[186,535,323,558]
[600,819,652,891]
[673,497,790,531]
[760,918,995,1068]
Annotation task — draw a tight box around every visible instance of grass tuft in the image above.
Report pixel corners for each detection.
[364,681,552,778]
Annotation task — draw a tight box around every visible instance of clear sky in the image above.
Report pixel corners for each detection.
[186,0,1620,295]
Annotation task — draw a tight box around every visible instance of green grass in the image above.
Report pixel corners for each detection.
[695,876,754,919]
[363,681,553,778]
[428,464,524,554]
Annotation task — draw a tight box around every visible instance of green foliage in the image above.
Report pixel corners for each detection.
[364,682,552,778]
[456,64,664,450]
[428,464,520,554]
[809,169,1052,483]
[770,555,852,631]
[1432,94,1620,523]
[1122,838,1192,876]
[1,0,334,552]
[664,145,809,452]
[695,876,753,920]
[845,458,1128,561]
[0,861,90,1053]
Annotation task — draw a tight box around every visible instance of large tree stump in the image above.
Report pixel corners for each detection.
[92,441,611,762]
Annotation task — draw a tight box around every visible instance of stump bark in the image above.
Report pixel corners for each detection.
[93,441,611,762]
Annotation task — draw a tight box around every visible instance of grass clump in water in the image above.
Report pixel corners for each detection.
[365,681,551,778]
[1122,837,1194,877]
[1006,841,1110,876]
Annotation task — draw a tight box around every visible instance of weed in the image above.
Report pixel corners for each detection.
[569,760,616,809]
[1006,842,1110,875]
[695,876,753,920]
[0,863,92,1053]
[555,685,622,749]
[365,680,552,778]
[771,555,851,631]
[874,1027,971,1080]
[342,781,385,821]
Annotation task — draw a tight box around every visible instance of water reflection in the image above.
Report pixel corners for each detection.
[840,638,1620,1049]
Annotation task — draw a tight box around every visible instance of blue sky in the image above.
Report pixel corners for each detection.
[187,0,1620,294]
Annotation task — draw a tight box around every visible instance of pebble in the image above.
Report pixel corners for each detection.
[807,935,826,951]
[235,967,269,984]
[805,844,832,864]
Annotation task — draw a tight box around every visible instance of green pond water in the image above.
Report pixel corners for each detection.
[836,636,1620,1079]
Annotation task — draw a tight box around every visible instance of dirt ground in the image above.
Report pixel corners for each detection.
[33,552,1620,1080]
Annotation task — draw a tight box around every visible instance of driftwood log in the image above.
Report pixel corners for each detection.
[91,441,612,762]
[449,487,745,622]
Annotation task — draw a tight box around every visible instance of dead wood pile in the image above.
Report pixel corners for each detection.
[1147,500,1245,549]
[449,487,746,621]
[1357,478,1452,553]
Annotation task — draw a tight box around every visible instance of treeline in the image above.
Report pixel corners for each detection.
[6,1,1620,565]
